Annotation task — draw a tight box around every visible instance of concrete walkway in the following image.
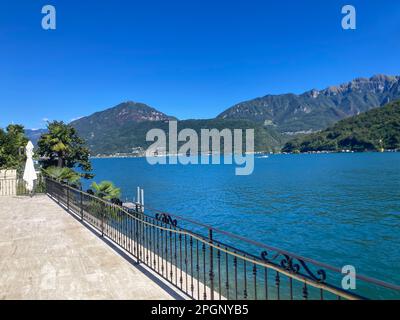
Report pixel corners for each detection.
[0,195,177,300]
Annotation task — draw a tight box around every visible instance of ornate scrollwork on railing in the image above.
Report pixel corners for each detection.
[155,213,178,227]
[261,250,327,283]
[261,250,281,262]
[280,254,301,273]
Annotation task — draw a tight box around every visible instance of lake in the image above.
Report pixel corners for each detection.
[85,153,400,296]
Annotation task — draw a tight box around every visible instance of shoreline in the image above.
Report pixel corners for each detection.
[90,149,400,159]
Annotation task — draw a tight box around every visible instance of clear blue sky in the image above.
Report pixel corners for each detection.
[1,0,399,129]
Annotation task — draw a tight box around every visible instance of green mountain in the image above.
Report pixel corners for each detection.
[71,101,176,129]
[218,75,400,133]
[75,119,285,155]
[70,102,285,155]
[282,100,400,153]
[24,129,48,146]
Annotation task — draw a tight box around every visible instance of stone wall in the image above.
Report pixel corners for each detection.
[0,169,17,196]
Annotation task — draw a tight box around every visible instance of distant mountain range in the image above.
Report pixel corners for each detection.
[282,100,400,153]
[25,74,400,154]
[218,75,400,133]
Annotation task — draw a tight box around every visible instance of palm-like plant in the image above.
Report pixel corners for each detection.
[38,122,73,168]
[37,121,93,179]
[90,181,121,200]
[42,166,80,184]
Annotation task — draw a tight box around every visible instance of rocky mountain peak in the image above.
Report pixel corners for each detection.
[217,74,400,132]
[322,75,399,96]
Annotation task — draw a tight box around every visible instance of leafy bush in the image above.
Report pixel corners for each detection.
[0,124,28,171]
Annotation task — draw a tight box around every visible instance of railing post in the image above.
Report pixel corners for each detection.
[135,216,140,264]
[67,184,70,211]
[209,228,214,300]
[80,186,83,221]
[57,180,60,203]
[101,203,104,237]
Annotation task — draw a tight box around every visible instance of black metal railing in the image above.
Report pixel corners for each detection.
[44,177,400,300]
[0,175,45,196]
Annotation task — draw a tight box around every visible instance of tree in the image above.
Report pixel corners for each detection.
[0,124,28,171]
[90,181,121,200]
[37,121,93,178]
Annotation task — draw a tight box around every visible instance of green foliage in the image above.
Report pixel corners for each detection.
[282,100,400,153]
[37,121,93,178]
[0,124,28,171]
[42,166,81,184]
[90,181,121,200]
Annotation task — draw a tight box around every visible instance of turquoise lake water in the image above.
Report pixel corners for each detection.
[86,153,400,297]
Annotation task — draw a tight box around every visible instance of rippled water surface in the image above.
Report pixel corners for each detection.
[86,153,400,290]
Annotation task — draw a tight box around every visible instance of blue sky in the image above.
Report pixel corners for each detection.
[1,0,399,129]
